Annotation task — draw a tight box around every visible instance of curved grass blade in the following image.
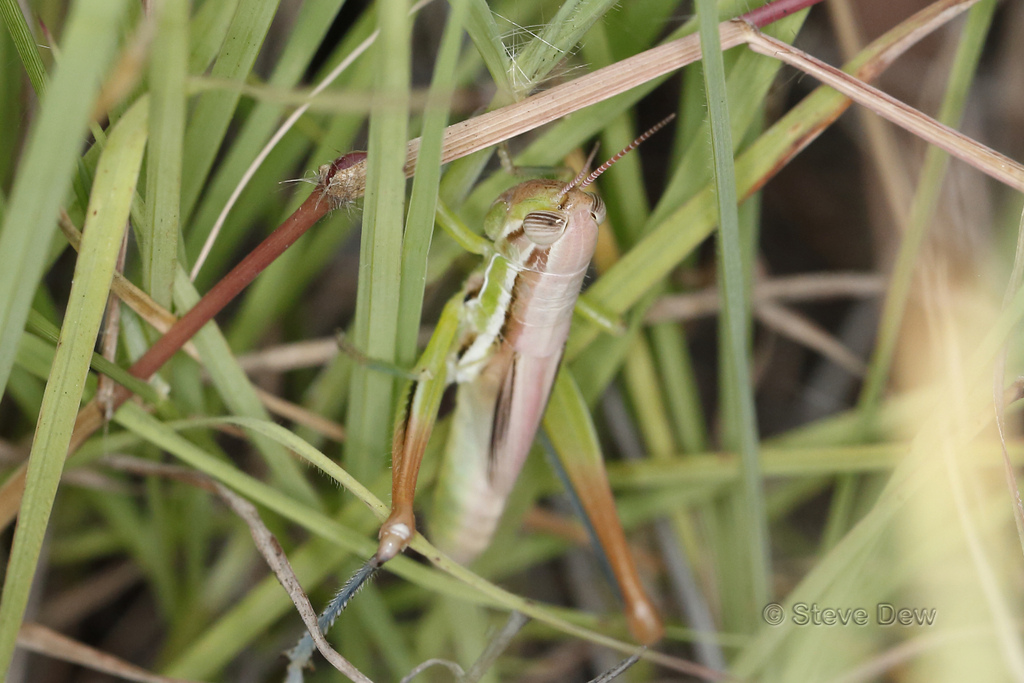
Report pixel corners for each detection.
[118,408,720,679]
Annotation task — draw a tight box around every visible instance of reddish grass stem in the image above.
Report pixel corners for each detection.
[742,0,823,28]
[107,153,366,412]
[113,192,328,402]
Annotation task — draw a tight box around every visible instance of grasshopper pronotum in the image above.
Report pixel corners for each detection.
[364,117,676,646]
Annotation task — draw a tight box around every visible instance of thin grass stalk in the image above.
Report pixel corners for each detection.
[344,0,411,483]
[141,0,187,309]
[696,0,770,619]
[396,0,469,368]
[830,0,915,233]
[994,204,1024,558]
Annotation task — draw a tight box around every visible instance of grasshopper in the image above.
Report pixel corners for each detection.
[371,118,673,646]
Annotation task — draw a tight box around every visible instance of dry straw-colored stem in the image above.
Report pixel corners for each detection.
[16,622,193,683]
[646,272,884,323]
[756,301,867,377]
[324,0,1018,204]
[739,22,1024,192]
[324,22,749,201]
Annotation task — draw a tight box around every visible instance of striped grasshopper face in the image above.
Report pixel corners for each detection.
[484,179,606,278]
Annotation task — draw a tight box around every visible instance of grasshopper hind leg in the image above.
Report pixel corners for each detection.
[376,295,464,562]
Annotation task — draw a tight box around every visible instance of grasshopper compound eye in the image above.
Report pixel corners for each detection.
[523,210,568,245]
[588,194,606,224]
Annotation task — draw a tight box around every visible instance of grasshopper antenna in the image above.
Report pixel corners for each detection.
[555,143,602,204]
[578,114,675,190]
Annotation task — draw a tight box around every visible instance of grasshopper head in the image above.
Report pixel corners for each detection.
[483,115,674,275]
[485,179,605,275]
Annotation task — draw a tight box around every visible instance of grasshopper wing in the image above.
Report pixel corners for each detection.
[430,346,562,563]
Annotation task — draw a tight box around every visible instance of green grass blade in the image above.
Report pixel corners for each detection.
[184,0,349,271]
[0,0,47,98]
[511,0,619,96]
[0,94,147,677]
[344,0,410,482]
[464,0,512,98]
[622,338,676,457]
[0,25,18,191]
[649,322,708,453]
[172,268,322,507]
[396,0,469,367]
[179,0,279,223]
[0,0,130,399]
[142,0,188,309]
[187,0,240,75]
[696,0,769,616]
[23,311,160,404]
